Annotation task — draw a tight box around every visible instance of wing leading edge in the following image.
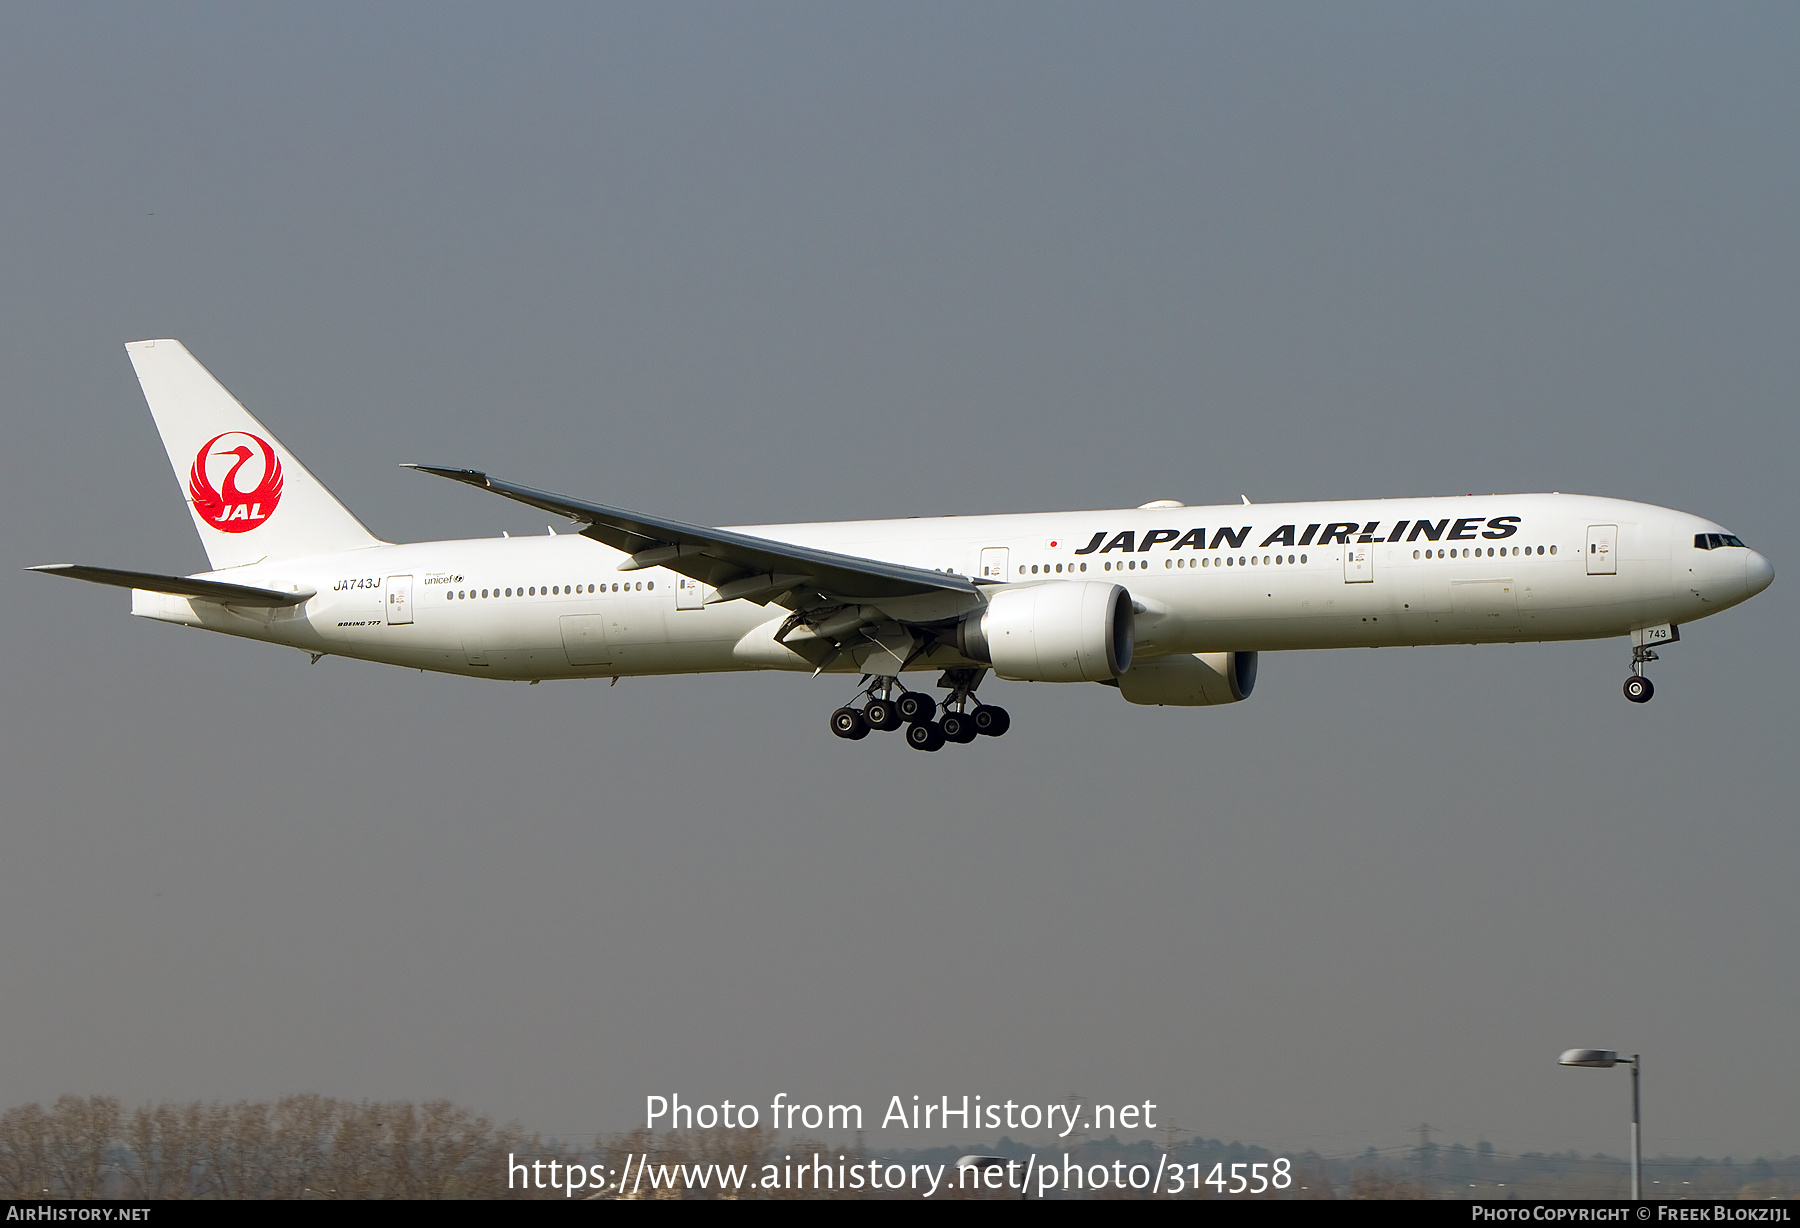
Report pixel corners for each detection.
[404,465,978,609]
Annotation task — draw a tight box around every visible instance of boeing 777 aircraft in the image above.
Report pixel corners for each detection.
[30,341,1775,749]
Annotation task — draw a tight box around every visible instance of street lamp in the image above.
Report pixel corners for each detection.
[1559,1049,1641,1200]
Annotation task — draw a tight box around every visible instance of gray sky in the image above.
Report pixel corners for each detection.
[2,3,1794,1161]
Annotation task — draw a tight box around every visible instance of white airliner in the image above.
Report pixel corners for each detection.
[30,341,1775,749]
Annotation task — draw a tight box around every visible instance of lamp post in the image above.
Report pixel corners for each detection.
[1559,1049,1641,1200]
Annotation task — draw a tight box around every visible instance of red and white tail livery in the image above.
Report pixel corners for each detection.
[127,339,379,569]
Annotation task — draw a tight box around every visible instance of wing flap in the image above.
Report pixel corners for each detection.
[26,564,313,608]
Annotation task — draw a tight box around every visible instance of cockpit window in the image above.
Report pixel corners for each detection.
[1695,533,1748,550]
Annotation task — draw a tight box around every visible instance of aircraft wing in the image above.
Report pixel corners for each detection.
[405,465,979,608]
[26,564,314,607]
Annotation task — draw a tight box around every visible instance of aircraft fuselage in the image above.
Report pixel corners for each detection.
[132,492,1770,682]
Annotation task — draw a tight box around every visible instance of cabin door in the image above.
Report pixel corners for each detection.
[1586,525,1618,575]
[385,575,413,625]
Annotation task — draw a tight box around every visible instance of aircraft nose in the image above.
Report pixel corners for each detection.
[1746,549,1774,597]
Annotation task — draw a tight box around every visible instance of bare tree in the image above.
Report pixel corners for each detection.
[44,1096,121,1198]
[266,1094,335,1198]
[0,1102,52,1197]
[120,1100,207,1198]
[323,1099,386,1199]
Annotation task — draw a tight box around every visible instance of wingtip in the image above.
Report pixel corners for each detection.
[403,464,490,484]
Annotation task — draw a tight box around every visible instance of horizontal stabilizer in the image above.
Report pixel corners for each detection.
[26,564,313,608]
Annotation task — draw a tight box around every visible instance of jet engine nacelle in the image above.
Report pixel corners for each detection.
[1114,651,1258,706]
[958,582,1133,682]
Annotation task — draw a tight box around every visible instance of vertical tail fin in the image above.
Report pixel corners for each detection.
[126,340,381,569]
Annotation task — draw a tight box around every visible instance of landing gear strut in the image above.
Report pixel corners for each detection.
[933,669,1010,742]
[1624,645,1656,704]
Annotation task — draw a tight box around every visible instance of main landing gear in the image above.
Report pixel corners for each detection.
[1624,645,1656,704]
[828,669,1010,749]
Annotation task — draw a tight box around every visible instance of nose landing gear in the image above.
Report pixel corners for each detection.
[1624,645,1657,704]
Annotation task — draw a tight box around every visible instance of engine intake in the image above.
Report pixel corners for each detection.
[1114,651,1258,706]
[959,582,1133,682]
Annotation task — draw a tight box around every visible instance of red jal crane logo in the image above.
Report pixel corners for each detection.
[190,432,283,532]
